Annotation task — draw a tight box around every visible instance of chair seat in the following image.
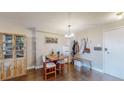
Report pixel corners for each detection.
[57,61,65,64]
[46,63,56,68]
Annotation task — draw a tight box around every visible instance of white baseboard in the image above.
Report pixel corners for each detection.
[92,67,103,73]
[82,64,103,73]
[27,66,35,70]
[74,60,103,73]
[27,65,43,70]
[35,65,43,69]
[28,63,103,74]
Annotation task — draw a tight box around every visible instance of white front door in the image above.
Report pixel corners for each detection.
[104,28,124,79]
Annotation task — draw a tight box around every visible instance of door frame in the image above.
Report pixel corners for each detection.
[103,26,124,74]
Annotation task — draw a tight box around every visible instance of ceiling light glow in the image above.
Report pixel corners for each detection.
[116,12,124,20]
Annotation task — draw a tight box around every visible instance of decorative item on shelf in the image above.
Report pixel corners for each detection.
[16,36,24,58]
[3,35,13,59]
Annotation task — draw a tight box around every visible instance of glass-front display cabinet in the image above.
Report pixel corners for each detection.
[16,36,24,58]
[3,35,13,59]
[0,33,26,80]
[15,35,26,77]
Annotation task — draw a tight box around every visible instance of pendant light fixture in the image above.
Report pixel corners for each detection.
[65,24,74,38]
[65,13,74,38]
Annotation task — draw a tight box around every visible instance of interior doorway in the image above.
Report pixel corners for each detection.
[103,27,124,79]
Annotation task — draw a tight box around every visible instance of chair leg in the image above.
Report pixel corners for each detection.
[62,64,64,72]
[55,67,56,79]
[44,69,47,80]
[58,64,61,74]
[44,67,56,80]
[61,64,64,74]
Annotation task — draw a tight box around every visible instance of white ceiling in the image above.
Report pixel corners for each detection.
[0,12,122,34]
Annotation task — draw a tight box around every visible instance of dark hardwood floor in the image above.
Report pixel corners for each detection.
[9,64,122,81]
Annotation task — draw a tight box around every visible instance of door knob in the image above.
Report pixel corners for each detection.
[107,51,110,54]
[105,48,108,51]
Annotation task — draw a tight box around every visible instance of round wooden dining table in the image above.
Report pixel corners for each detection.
[47,55,64,63]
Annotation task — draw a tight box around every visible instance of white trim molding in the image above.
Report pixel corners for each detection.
[82,64,103,73]
[27,65,43,70]
[35,65,43,69]
[74,61,103,73]
[27,66,35,70]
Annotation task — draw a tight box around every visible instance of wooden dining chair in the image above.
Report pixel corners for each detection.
[56,61,65,74]
[43,56,56,80]
[56,56,66,74]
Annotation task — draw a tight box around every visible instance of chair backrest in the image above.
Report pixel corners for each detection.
[42,55,46,63]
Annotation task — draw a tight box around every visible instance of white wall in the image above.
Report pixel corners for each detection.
[0,17,33,68]
[36,31,67,68]
[75,28,103,71]
[75,19,124,72]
